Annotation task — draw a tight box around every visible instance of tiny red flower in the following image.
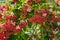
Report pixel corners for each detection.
[0,32,6,40]
[42,13,47,17]
[2,20,15,31]
[4,32,10,39]
[0,5,7,13]
[28,15,45,24]
[23,6,31,12]
[19,20,28,28]
[14,25,21,33]
[0,32,4,38]
[40,8,49,18]
[40,8,49,13]
[6,12,16,20]
[23,6,28,12]
[52,15,58,22]
[2,5,7,11]
[57,17,60,22]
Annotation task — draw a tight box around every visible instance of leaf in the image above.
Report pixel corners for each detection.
[27,10,34,18]
[54,7,60,11]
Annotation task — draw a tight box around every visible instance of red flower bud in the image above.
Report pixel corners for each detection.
[19,20,28,28]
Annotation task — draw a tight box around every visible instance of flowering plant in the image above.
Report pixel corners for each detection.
[0,0,60,40]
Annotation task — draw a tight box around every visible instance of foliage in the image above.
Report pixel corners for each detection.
[0,0,60,40]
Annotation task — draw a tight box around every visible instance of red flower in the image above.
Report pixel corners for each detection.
[0,14,2,20]
[0,33,4,40]
[19,20,28,28]
[0,6,3,12]
[0,32,10,40]
[40,8,49,13]
[0,32,6,40]
[40,8,49,17]
[0,5,7,13]
[23,6,28,12]
[42,13,47,17]
[2,20,15,31]
[6,15,16,20]
[14,25,21,33]
[57,17,60,22]
[52,15,58,22]
[6,13,16,20]
[2,5,7,11]
[4,32,10,39]
[28,15,45,24]
[23,6,31,12]
[6,15,11,20]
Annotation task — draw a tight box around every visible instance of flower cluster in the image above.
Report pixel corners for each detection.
[0,0,60,40]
